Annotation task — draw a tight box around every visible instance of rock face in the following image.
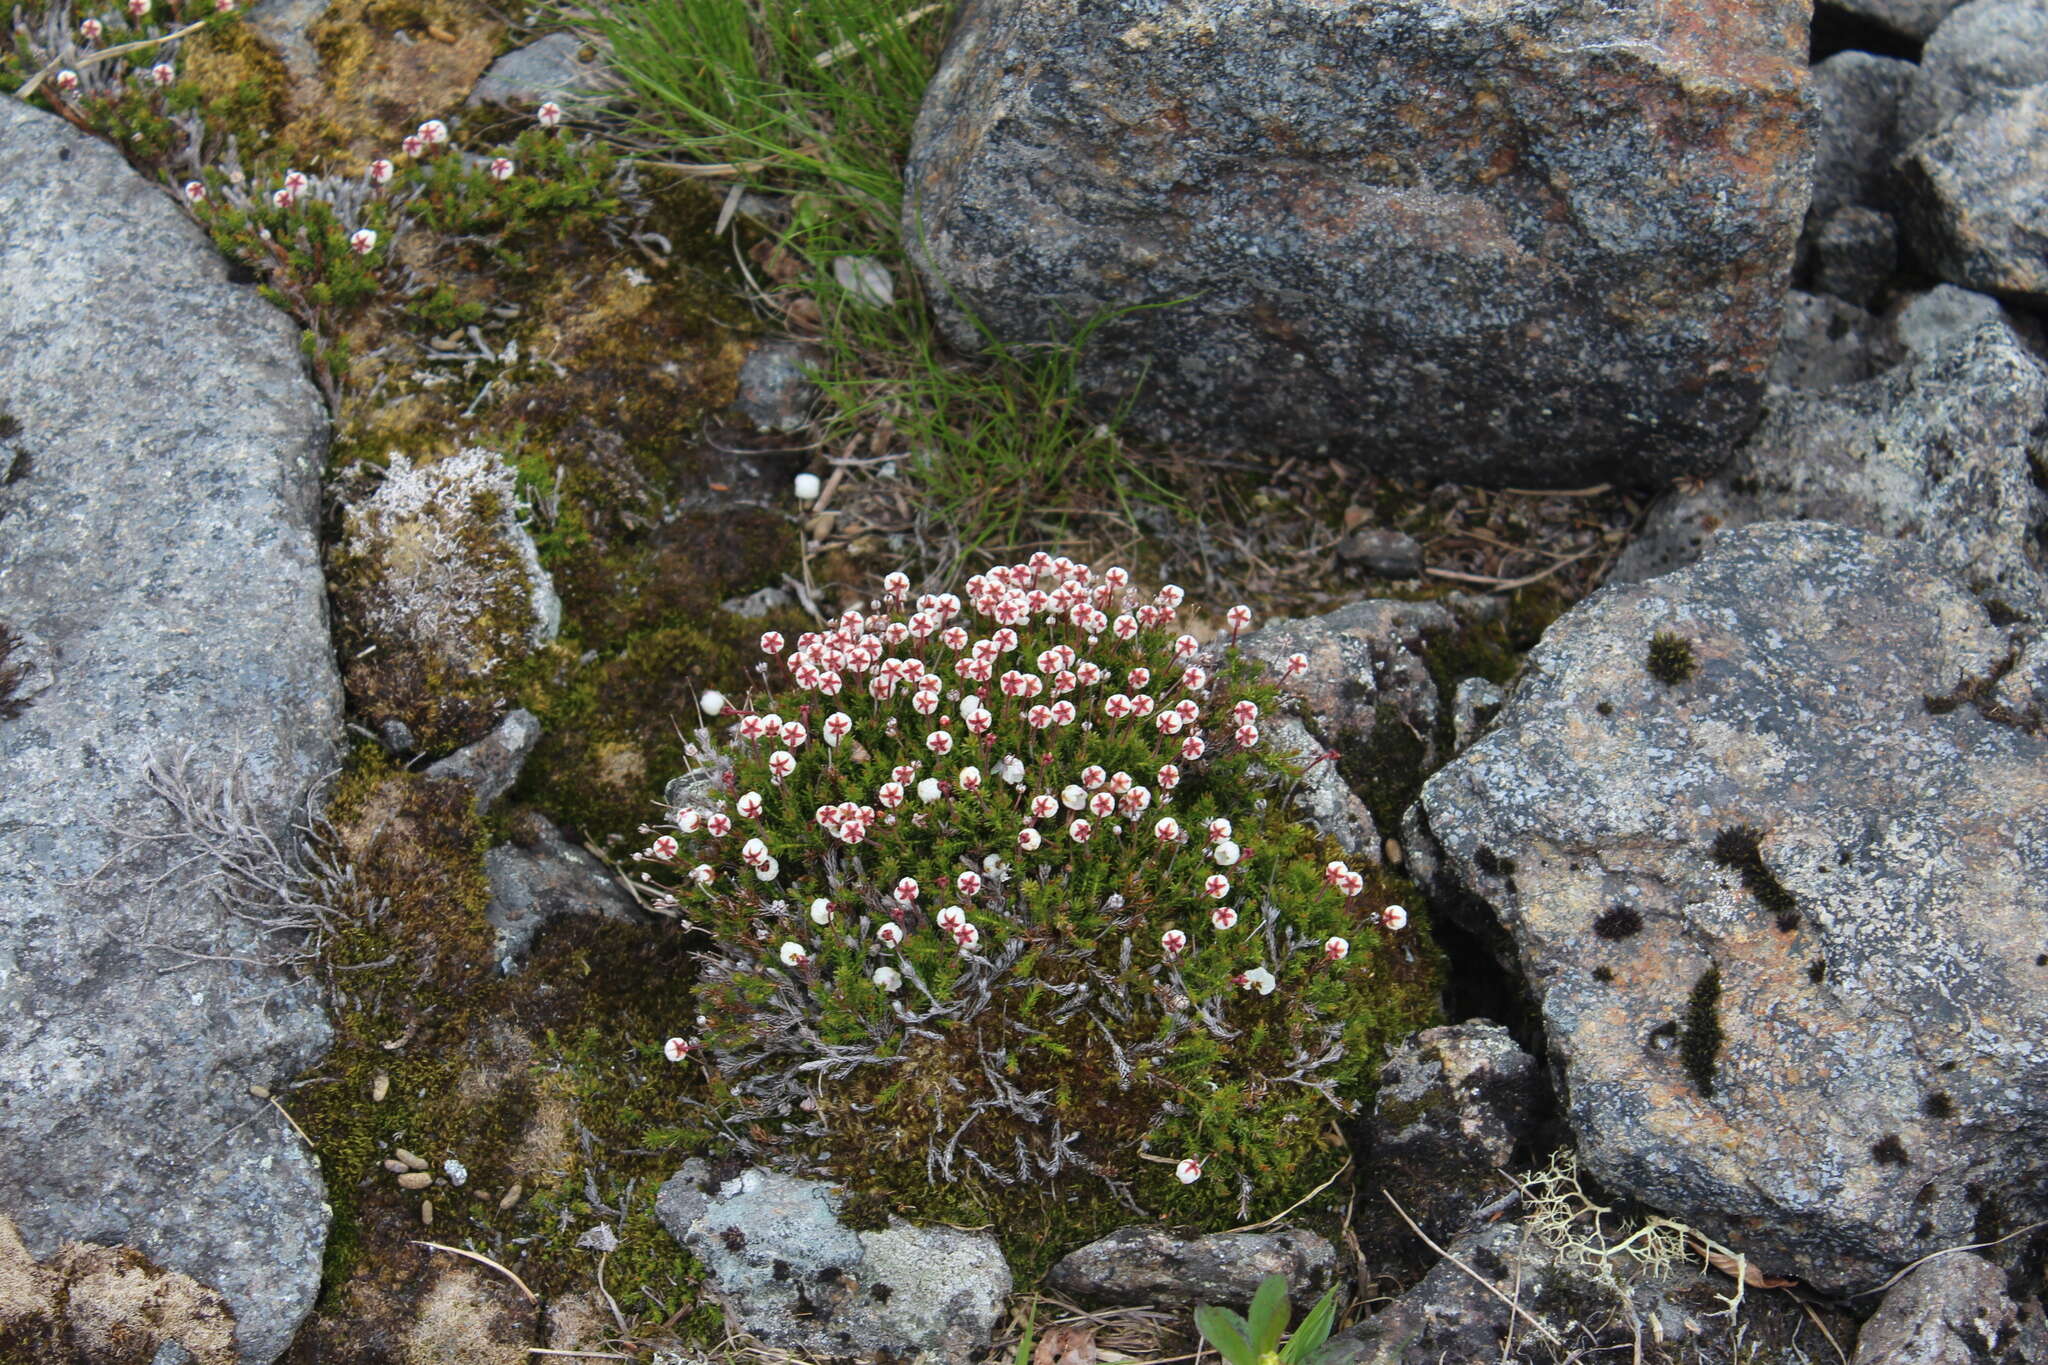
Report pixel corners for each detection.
[1898,0,2048,143]
[1850,1253,2048,1364]
[1371,1022,1543,1243]
[1811,53,1918,224]
[1410,522,2048,1293]
[483,810,639,970]
[1611,319,2048,696]
[466,32,607,108]
[656,1161,1010,1364]
[1045,1226,1342,1314]
[904,0,1811,487]
[0,100,339,1362]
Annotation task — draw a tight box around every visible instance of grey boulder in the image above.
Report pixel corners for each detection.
[425,707,541,809]
[0,100,339,1361]
[467,32,608,108]
[1809,52,1917,222]
[1045,1225,1342,1314]
[733,340,824,434]
[904,0,1811,487]
[1850,1253,2048,1364]
[1613,317,2048,640]
[1896,83,2048,304]
[1898,0,2048,143]
[1410,521,2048,1293]
[1768,290,1903,394]
[655,1161,1010,1363]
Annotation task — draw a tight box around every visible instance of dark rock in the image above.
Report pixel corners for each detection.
[1259,714,1380,861]
[1809,52,1917,222]
[1371,1022,1542,1243]
[1769,290,1902,393]
[1230,599,1457,845]
[1336,529,1424,580]
[1850,1252,2048,1364]
[1614,319,2047,634]
[1411,521,2048,1293]
[655,1160,1009,1364]
[425,707,541,810]
[1888,284,2020,358]
[1820,0,1968,39]
[1045,1225,1342,1314]
[904,0,1812,487]
[483,811,639,970]
[1810,206,1902,309]
[1321,1199,1846,1365]
[733,340,825,434]
[0,100,338,1361]
[1898,0,2048,143]
[467,32,607,108]
[1896,84,2048,303]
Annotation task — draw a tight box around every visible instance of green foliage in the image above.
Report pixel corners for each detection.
[638,564,1440,1234]
[594,0,947,224]
[1194,1273,1341,1365]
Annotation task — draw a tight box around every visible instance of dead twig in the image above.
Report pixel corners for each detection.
[1381,1188,1566,1348]
[409,1240,538,1302]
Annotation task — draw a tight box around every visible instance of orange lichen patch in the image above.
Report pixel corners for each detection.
[292,0,505,163]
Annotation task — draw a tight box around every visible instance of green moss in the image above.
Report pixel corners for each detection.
[1680,965,1723,1098]
[1646,631,1699,686]
[1708,825,1799,932]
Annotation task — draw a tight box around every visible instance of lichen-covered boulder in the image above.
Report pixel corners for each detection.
[1045,1225,1342,1314]
[330,447,560,753]
[1850,1252,2048,1364]
[1896,84,2048,304]
[0,99,339,1362]
[904,0,1812,486]
[655,1161,1010,1365]
[1409,521,2048,1293]
[1898,0,2048,143]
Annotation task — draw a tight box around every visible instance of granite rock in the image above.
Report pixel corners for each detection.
[1809,52,1918,222]
[1410,522,2048,1292]
[1896,83,2048,303]
[1850,1252,2048,1364]
[1768,290,1902,394]
[1809,206,1901,309]
[1370,1022,1543,1243]
[1820,0,1968,39]
[483,810,639,969]
[467,32,607,108]
[1045,1225,1342,1314]
[655,1161,1010,1364]
[733,340,824,434]
[1898,0,2048,143]
[904,0,1812,487]
[425,707,541,809]
[0,100,338,1362]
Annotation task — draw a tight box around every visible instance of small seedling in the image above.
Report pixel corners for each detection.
[1194,1272,1341,1365]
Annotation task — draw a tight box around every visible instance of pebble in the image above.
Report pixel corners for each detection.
[420,1199,433,1226]
[397,1171,433,1190]
[371,1072,389,1102]
[443,1157,468,1187]
[395,1148,428,1171]
[498,1183,523,1211]
[248,1083,271,1100]
[382,1159,410,1175]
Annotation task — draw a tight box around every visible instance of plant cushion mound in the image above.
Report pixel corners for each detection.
[637,557,1438,1228]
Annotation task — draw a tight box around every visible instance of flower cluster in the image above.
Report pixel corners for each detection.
[638,559,1439,1226]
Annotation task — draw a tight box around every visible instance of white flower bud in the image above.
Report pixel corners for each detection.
[1211,839,1241,867]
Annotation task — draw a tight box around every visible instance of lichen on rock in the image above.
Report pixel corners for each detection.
[331,446,561,752]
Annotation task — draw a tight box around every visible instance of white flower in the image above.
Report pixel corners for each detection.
[488,157,515,181]
[740,836,768,865]
[182,180,207,204]
[824,711,853,745]
[1068,818,1093,843]
[1153,816,1182,843]
[700,689,727,716]
[1207,817,1232,843]
[537,100,564,128]
[956,870,983,896]
[958,765,982,792]
[127,0,150,16]
[1211,905,1239,930]
[1211,839,1240,867]
[80,18,102,40]
[349,228,378,255]
[1018,827,1043,852]
[918,777,942,803]
[1160,928,1187,955]
[675,808,702,833]
[1175,1157,1203,1184]
[952,922,981,950]
[418,119,449,145]
[1238,965,1276,995]
[369,158,394,185]
[1381,904,1409,931]
[736,791,764,819]
[793,472,822,501]
[1324,936,1350,961]
[53,70,79,94]
[872,966,902,992]
[1061,784,1087,810]
[1204,874,1231,899]
[877,922,904,947]
[936,905,967,930]
[150,63,175,87]
[997,755,1025,785]
[809,898,833,926]
[754,856,779,880]
[769,750,797,780]
[689,864,714,886]
[778,941,808,967]
[662,1037,696,1062]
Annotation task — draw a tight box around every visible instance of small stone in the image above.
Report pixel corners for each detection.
[1807,52,1916,222]
[1849,1252,2048,1363]
[1768,291,1900,394]
[575,1223,620,1254]
[419,1200,432,1227]
[467,32,607,108]
[395,1149,428,1172]
[1888,284,2015,359]
[832,256,894,308]
[1383,836,1403,866]
[1047,1225,1342,1313]
[734,340,825,433]
[1370,1022,1542,1243]
[1898,0,2048,144]
[371,1073,389,1102]
[484,811,640,970]
[442,1158,467,1188]
[720,586,795,619]
[382,1159,410,1175]
[498,1183,522,1211]
[1897,84,2048,302]
[1335,529,1424,579]
[397,1172,433,1191]
[247,1084,271,1100]
[423,707,542,810]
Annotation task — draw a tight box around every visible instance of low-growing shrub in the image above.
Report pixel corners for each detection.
[637,558,1438,1228]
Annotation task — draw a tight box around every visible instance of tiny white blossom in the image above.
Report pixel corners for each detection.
[1176,1157,1203,1183]
[917,777,942,803]
[1238,965,1276,995]
[778,941,807,967]
[872,966,902,992]
[1211,839,1241,867]
[700,689,727,716]
[809,898,833,926]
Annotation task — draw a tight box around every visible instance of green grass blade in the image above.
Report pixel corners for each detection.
[1248,1273,1291,1354]
[1279,1285,1340,1364]
[1193,1305,1257,1365]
